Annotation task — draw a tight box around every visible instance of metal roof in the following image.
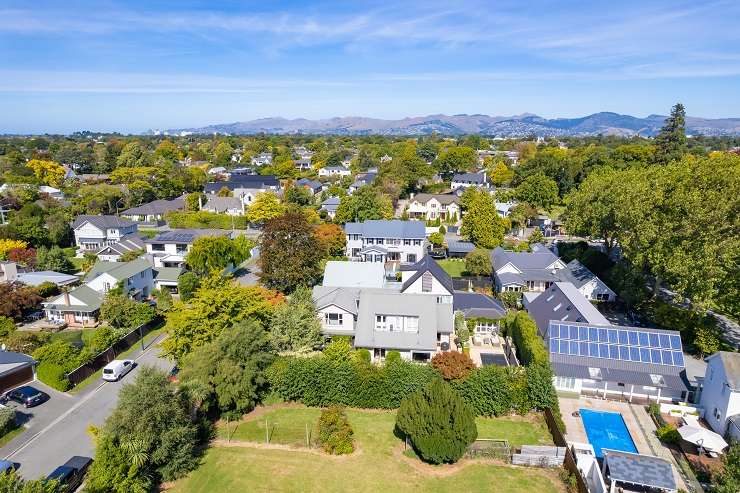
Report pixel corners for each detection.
[146,228,232,245]
[527,282,610,335]
[452,172,487,184]
[72,215,136,230]
[453,292,507,319]
[604,450,676,491]
[411,193,460,205]
[121,197,185,216]
[203,196,243,213]
[447,241,475,254]
[15,271,79,287]
[344,220,426,238]
[86,258,152,282]
[401,256,454,294]
[153,267,183,282]
[491,246,561,271]
[707,351,740,389]
[323,261,385,288]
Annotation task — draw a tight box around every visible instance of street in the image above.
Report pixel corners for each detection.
[1,336,171,480]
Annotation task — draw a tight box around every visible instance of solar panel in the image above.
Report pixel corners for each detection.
[547,321,685,367]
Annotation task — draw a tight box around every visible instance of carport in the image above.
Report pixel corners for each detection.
[0,350,36,394]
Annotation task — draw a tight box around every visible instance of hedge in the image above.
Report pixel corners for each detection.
[165,211,249,230]
[37,362,70,392]
[501,311,549,366]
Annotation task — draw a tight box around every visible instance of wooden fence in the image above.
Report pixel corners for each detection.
[563,446,590,493]
[65,316,163,386]
[543,407,567,447]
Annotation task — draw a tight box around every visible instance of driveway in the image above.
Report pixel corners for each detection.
[1,335,172,480]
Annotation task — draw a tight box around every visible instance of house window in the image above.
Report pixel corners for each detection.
[407,254,417,263]
[403,239,411,246]
[366,238,374,245]
[374,255,383,262]
[422,272,433,292]
[176,245,188,254]
[413,239,422,246]
[151,243,165,252]
[375,315,386,331]
[376,238,384,245]
[595,293,609,301]
[554,376,577,391]
[405,317,419,333]
[140,271,145,278]
[352,248,361,257]
[714,408,721,420]
[325,313,343,326]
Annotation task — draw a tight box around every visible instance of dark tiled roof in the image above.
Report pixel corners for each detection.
[604,450,676,491]
[121,197,185,216]
[344,220,425,238]
[453,292,506,319]
[447,240,475,254]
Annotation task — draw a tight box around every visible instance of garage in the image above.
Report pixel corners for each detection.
[0,351,36,394]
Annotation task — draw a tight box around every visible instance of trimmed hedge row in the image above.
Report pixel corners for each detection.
[37,362,70,391]
[501,311,549,366]
[268,355,559,418]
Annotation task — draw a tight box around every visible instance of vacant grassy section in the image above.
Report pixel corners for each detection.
[50,328,97,347]
[435,259,467,277]
[173,406,561,493]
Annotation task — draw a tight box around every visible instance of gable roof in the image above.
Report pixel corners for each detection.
[401,255,454,294]
[453,292,507,319]
[321,196,341,207]
[527,282,610,336]
[452,172,487,184]
[146,228,232,245]
[557,259,600,289]
[44,284,104,312]
[86,258,152,282]
[312,285,362,315]
[72,215,136,230]
[323,261,385,288]
[121,197,185,216]
[411,193,460,205]
[344,220,425,238]
[203,196,243,213]
[447,240,475,254]
[491,246,561,271]
[96,234,145,257]
[707,352,740,390]
[604,450,676,492]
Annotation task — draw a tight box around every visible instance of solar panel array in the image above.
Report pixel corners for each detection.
[547,321,685,367]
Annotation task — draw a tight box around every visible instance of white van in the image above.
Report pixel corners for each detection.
[102,359,135,382]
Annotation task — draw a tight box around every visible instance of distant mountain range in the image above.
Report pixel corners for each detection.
[154,112,740,137]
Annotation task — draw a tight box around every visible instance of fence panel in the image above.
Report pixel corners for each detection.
[563,447,590,493]
[543,407,567,447]
[65,317,163,386]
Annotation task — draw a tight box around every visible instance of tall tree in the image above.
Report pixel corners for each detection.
[515,173,559,210]
[334,187,393,224]
[460,189,508,249]
[258,211,324,293]
[185,236,249,275]
[246,192,284,224]
[268,285,323,353]
[653,103,687,165]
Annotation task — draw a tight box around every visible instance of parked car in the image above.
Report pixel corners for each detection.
[0,460,16,474]
[5,386,49,408]
[102,359,135,382]
[46,456,92,492]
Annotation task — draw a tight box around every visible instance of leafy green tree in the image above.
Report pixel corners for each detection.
[317,406,354,455]
[515,173,559,210]
[428,231,444,247]
[0,316,15,338]
[100,294,156,331]
[460,189,507,249]
[162,275,280,360]
[334,187,393,224]
[285,185,312,206]
[269,286,323,353]
[84,432,152,493]
[184,192,204,212]
[258,211,324,293]
[116,142,149,168]
[180,319,274,415]
[464,248,491,276]
[713,442,740,493]
[185,236,249,275]
[436,146,476,179]
[177,271,200,301]
[154,287,173,311]
[488,160,515,186]
[246,192,284,224]
[0,470,59,492]
[653,103,687,165]
[396,379,477,464]
[154,139,181,162]
[528,228,545,245]
[213,141,234,166]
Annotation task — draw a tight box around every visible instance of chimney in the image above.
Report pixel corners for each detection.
[63,291,71,306]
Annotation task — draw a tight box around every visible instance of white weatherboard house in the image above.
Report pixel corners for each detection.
[451,171,490,190]
[700,352,740,440]
[345,220,426,264]
[318,165,351,177]
[72,215,138,253]
[406,193,461,222]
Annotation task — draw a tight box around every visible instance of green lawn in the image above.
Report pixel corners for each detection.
[0,426,25,448]
[435,259,467,278]
[50,328,97,347]
[172,406,561,493]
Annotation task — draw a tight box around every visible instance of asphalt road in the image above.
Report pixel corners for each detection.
[2,338,171,480]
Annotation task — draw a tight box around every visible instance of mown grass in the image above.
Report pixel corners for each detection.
[435,259,468,278]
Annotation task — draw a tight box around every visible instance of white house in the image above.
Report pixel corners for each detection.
[201,196,245,216]
[491,245,567,292]
[145,229,234,268]
[451,172,490,190]
[251,152,273,166]
[318,166,351,177]
[72,215,138,254]
[345,220,427,264]
[96,234,146,262]
[700,352,740,440]
[559,260,616,302]
[406,193,461,222]
[320,196,341,219]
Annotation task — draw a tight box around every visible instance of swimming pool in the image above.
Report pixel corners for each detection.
[579,409,638,458]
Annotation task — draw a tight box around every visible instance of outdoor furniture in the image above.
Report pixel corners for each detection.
[678,425,728,455]
[473,335,482,346]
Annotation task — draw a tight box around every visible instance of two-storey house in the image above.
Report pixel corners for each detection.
[145,229,234,268]
[451,171,491,190]
[345,220,426,264]
[700,352,740,440]
[406,193,461,222]
[72,215,138,254]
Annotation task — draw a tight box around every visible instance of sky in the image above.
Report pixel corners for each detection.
[2,0,740,134]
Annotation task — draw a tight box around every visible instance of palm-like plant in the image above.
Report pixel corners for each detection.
[121,438,149,469]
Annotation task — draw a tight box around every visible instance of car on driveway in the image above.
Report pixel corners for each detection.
[0,460,16,474]
[46,456,93,492]
[4,386,49,408]
[102,359,135,382]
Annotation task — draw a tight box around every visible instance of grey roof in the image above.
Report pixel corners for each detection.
[323,261,385,288]
[72,215,135,230]
[15,271,79,287]
[354,291,453,351]
[551,357,687,390]
[204,175,279,193]
[497,272,525,286]
[604,450,676,491]
[401,256,454,294]
[153,267,183,282]
[527,282,610,336]
[492,246,561,271]
[121,197,185,216]
[296,178,322,191]
[203,196,243,213]
[452,172,488,184]
[556,259,602,289]
[453,292,507,319]
[312,285,362,315]
[44,284,104,312]
[96,234,145,257]
[411,193,460,205]
[344,220,425,239]
[322,166,350,172]
[708,352,740,390]
[447,241,475,254]
[146,228,232,245]
[321,196,341,211]
[0,350,35,365]
[86,258,152,282]
[359,245,389,254]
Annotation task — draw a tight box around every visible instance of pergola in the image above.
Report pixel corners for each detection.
[602,449,677,493]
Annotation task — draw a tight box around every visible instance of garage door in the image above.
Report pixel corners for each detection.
[0,365,34,394]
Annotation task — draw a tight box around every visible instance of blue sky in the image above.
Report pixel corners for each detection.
[2,0,740,133]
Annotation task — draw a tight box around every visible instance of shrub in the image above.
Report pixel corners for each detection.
[317,406,354,455]
[431,351,476,381]
[0,330,50,353]
[37,362,70,391]
[178,272,201,301]
[656,424,680,444]
[385,351,401,365]
[0,407,16,435]
[0,316,15,338]
[355,348,371,364]
[501,311,548,366]
[32,340,80,371]
[396,380,477,464]
[323,338,353,362]
[464,248,491,276]
[35,281,59,298]
[90,326,121,352]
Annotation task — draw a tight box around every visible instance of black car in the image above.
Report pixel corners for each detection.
[46,456,93,492]
[5,386,49,408]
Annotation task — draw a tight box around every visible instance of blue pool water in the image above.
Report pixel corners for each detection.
[579,408,637,458]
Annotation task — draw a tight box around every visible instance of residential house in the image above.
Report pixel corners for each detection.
[204,175,280,206]
[322,261,386,289]
[557,260,616,302]
[0,261,25,283]
[452,291,507,338]
[207,166,227,176]
[495,201,516,218]
[72,215,138,253]
[14,271,78,287]
[251,152,273,166]
[491,245,566,292]
[0,350,37,395]
[601,451,676,493]
[348,168,378,194]
[294,158,312,171]
[345,220,426,264]
[153,266,183,293]
[39,185,65,201]
[295,178,323,195]
[446,240,475,258]
[525,282,610,336]
[145,229,234,268]
[380,154,392,163]
[406,193,461,222]
[43,285,104,327]
[201,196,245,216]
[318,166,351,177]
[96,234,146,262]
[700,352,740,440]
[120,196,186,226]
[451,172,491,190]
[294,146,314,160]
[320,197,341,219]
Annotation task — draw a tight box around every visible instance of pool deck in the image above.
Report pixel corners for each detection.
[559,396,689,491]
